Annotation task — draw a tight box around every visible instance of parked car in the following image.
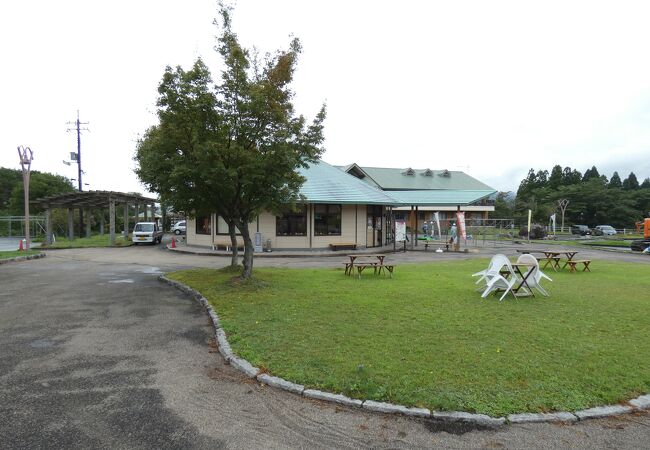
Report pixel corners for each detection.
[132,222,163,244]
[570,225,591,236]
[593,225,617,236]
[171,220,186,235]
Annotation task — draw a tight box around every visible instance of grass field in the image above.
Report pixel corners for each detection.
[41,234,132,248]
[168,259,650,416]
[0,250,41,260]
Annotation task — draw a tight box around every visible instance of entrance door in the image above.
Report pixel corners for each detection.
[366,206,383,247]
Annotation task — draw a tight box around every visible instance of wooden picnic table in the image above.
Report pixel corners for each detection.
[344,254,386,276]
[517,250,578,272]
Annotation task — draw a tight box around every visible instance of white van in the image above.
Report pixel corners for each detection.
[132,222,163,244]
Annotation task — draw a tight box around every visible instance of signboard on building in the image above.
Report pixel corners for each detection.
[395,220,407,242]
[254,232,263,253]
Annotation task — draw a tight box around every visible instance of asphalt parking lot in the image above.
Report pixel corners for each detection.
[1,244,648,449]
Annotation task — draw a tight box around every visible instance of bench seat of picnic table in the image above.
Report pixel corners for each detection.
[353,262,395,278]
[565,259,591,272]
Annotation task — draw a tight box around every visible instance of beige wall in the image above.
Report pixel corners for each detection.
[186,204,372,250]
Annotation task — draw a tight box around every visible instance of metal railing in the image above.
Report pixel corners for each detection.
[0,216,46,238]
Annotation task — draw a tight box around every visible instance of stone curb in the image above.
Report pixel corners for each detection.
[229,356,260,378]
[431,411,506,427]
[629,394,650,410]
[363,400,430,417]
[303,389,363,408]
[158,275,649,426]
[574,405,633,420]
[507,412,577,423]
[0,253,46,265]
[257,374,305,395]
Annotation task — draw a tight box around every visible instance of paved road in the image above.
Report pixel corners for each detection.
[0,237,40,251]
[1,245,649,449]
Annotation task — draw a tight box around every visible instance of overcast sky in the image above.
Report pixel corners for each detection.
[2,0,650,194]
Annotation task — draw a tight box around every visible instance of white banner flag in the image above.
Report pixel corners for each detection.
[550,213,556,234]
[434,212,442,240]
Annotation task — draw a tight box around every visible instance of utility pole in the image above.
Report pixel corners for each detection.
[67,111,89,238]
[17,146,33,250]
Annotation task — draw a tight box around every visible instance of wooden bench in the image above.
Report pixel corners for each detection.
[354,262,395,278]
[565,259,591,273]
[423,242,448,251]
[330,243,357,251]
[539,256,561,271]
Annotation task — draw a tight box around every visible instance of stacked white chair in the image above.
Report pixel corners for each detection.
[475,254,520,301]
[515,253,553,296]
[472,254,510,285]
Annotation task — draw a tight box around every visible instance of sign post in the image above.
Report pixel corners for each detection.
[17,146,33,251]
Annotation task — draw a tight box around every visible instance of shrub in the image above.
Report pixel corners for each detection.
[518,224,547,240]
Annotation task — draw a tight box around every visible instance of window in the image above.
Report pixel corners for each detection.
[216,216,246,235]
[276,206,307,236]
[314,204,341,236]
[195,215,211,235]
[134,223,154,232]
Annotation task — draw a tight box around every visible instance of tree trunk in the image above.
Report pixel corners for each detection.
[238,220,254,279]
[228,220,239,267]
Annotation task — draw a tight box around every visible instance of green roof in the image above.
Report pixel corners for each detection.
[298,161,496,206]
[350,166,495,191]
[298,161,397,205]
[387,189,495,206]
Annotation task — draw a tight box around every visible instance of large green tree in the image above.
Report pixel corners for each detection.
[135,4,326,279]
[0,168,74,215]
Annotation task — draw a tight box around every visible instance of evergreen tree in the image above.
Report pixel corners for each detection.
[548,165,563,189]
[609,171,622,188]
[582,166,600,181]
[622,172,640,190]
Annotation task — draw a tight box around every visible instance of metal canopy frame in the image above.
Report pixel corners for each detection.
[33,191,156,210]
[33,191,157,246]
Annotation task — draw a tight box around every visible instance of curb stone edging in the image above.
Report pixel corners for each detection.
[158,275,649,426]
[574,405,633,420]
[507,412,577,423]
[0,253,46,265]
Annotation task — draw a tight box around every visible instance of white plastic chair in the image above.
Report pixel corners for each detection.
[472,254,511,286]
[515,254,552,296]
[479,255,520,301]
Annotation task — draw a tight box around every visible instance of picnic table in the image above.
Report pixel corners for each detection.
[344,254,394,278]
[517,249,586,272]
[500,262,536,297]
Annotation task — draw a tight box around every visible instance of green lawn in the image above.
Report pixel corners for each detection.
[0,250,41,260]
[168,260,650,416]
[41,234,132,248]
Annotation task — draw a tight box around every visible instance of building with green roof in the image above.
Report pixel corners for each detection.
[340,164,496,230]
[186,160,496,250]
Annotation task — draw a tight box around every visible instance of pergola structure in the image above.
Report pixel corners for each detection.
[33,191,157,245]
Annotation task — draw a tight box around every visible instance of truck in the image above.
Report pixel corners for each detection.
[132,222,163,245]
[630,218,650,252]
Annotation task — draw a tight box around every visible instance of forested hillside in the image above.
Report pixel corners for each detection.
[493,165,650,228]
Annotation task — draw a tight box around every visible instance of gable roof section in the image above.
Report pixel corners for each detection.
[354,166,495,191]
[298,160,397,205]
[387,189,495,206]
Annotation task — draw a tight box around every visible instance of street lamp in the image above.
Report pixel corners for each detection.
[17,146,33,250]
